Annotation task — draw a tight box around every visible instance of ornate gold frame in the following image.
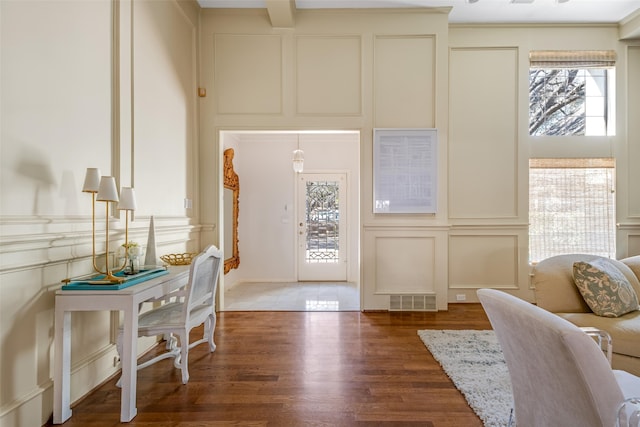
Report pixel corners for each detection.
[223,148,240,274]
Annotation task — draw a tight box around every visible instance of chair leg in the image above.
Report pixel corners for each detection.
[206,314,217,352]
[178,331,189,384]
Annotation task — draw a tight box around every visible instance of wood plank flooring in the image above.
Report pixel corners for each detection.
[46,304,492,426]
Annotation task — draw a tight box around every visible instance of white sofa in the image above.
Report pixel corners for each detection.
[532,254,640,376]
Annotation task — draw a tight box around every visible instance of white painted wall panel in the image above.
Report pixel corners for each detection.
[627,46,640,218]
[374,236,435,294]
[374,35,436,128]
[134,0,197,217]
[296,36,362,115]
[629,235,640,256]
[214,34,283,114]
[449,234,519,288]
[449,47,518,219]
[0,0,111,217]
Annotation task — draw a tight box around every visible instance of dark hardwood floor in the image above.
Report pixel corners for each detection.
[47,304,492,426]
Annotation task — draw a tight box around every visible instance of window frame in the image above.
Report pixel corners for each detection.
[528,50,617,138]
[527,50,618,263]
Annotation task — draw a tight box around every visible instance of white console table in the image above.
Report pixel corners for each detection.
[53,266,190,423]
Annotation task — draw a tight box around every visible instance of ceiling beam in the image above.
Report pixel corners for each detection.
[266,0,296,28]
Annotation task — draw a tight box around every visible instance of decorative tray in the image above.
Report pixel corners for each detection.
[160,253,196,265]
[61,266,169,291]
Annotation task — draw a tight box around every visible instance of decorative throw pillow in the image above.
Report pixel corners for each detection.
[573,259,640,318]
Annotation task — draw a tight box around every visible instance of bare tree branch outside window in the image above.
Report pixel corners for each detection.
[529,69,586,136]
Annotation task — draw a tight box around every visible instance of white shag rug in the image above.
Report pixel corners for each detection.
[418,329,514,427]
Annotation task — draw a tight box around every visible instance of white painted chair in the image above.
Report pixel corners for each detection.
[117,245,222,385]
[477,288,640,427]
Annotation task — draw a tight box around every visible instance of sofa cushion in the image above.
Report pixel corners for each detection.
[573,259,639,317]
[558,311,640,359]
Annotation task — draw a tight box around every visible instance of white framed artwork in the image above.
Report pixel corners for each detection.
[373,128,438,214]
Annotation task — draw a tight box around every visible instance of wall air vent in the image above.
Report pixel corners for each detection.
[389,294,437,312]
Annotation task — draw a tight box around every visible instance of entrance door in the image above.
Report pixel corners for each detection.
[297,173,347,281]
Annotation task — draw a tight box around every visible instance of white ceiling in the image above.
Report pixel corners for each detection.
[197,0,640,24]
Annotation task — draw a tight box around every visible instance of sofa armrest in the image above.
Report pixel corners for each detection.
[533,254,640,313]
[532,254,595,312]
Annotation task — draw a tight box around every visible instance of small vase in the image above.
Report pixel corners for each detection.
[126,256,139,275]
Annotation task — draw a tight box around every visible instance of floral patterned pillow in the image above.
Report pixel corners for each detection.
[573,259,640,318]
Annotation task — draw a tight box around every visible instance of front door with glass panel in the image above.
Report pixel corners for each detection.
[297,173,347,281]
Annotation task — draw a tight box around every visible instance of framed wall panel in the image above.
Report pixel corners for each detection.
[374,236,436,294]
[374,35,436,128]
[628,46,640,218]
[449,234,519,288]
[295,35,362,115]
[448,47,519,219]
[213,34,282,114]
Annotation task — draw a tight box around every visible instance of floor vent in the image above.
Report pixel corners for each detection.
[389,294,437,312]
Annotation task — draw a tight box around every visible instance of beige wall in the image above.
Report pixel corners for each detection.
[200,8,640,312]
[199,8,452,310]
[0,0,200,424]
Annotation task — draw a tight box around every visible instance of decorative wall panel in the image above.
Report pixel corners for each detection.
[374,35,435,128]
[134,0,196,216]
[628,233,640,257]
[628,46,640,218]
[296,35,362,115]
[449,47,519,219]
[363,227,448,310]
[214,34,282,114]
[374,235,436,294]
[449,234,519,288]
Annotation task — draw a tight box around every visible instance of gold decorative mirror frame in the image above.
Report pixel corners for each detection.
[223,148,240,274]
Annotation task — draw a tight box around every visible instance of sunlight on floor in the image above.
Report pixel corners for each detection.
[223,282,360,311]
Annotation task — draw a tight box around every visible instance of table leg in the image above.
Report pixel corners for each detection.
[53,307,72,424]
[119,300,139,422]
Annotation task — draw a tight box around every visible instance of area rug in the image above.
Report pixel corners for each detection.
[417,329,514,427]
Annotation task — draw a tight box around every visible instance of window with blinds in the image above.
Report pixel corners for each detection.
[529,50,616,137]
[529,158,616,263]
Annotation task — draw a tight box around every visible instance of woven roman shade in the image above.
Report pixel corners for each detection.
[529,158,615,169]
[529,50,616,68]
[529,157,616,262]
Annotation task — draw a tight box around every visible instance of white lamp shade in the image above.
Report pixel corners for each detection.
[292,149,304,173]
[82,168,101,193]
[118,187,137,211]
[96,176,119,202]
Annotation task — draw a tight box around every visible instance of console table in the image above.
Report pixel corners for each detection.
[53,265,190,423]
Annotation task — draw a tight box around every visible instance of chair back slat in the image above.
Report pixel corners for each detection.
[183,246,222,322]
